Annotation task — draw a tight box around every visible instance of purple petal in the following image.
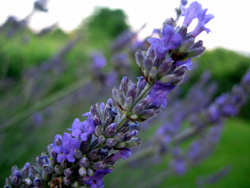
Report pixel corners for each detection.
[57,153,66,163]
[66,153,75,162]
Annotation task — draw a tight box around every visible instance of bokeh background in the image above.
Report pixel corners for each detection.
[0,0,250,187]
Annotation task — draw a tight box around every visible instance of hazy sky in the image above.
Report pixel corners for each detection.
[0,0,249,55]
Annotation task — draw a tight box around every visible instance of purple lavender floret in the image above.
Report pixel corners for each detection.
[181,0,188,6]
[105,149,132,164]
[51,133,80,162]
[146,81,175,108]
[71,113,95,141]
[148,24,183,59]
[181,1,214,36]
[85,169,112,188]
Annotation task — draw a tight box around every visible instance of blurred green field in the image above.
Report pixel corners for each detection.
[103,118,250,188]
[0,7,250,187]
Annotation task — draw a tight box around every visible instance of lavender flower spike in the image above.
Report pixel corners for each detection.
[4,1,214,187]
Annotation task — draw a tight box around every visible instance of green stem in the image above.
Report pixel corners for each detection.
[0,77,91,133]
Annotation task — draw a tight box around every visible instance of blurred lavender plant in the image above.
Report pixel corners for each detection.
[167,66,250,178]
[4,1,219,187]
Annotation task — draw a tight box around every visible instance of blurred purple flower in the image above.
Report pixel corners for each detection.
[32,112,43,126]
[90,51,107,70]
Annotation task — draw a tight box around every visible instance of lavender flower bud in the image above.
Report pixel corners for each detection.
[190,40,204,49]
[64,168,74,177]
[124,96,133,111]
[104,116,115,128]
[71,181,80,188]
[159,74,177,84]
[129,122,140,131]
[120,76,129,95]
[173,66,187,77]
[135,50,145,68]
[117,123,130,133]
[125,138,142,147]
[95,126,103,137]
[92,162,106,170]
[114,133,124,142]
[90,105,99,117]
[42,164,54,174]
[179,36,195,51]
[87,149,101,161]
[137,77,147,94]
[80,157,89,168]
[127,83,137,102]
[55,137,62,147]
[117,90,126,105]
[13,176,21,187]
[149,67,157,81]
[79,167,87,176]
[63,176,71,186]
[162,18,175,31]
[140,109,156,120]
[105,123,117,137]
[36,156,43,168]
[124,130,138,141]
[80,141,88,154]
[98,135,106,144]
[54,164,63,175]
[87,168,94,176]
[99,148,109,159]
[60,160,69,169]
[157,58,172,76]
[108,108,118,117]
[30,166,40,176]
[33,178,43,188]
[89,139,99,150]
[144,58,153,74]
[112,89,119,102]
[23,178,32,186]
[94,115,102,126]
[21,162,30,179]
[74,149,83,159]
[176,26,187,38]
[106,138,117,148]
[187,46,205,58]
[115,142,126,149]
[42,171,50,181]
[106,98,113,108]
[11,166,19,177]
